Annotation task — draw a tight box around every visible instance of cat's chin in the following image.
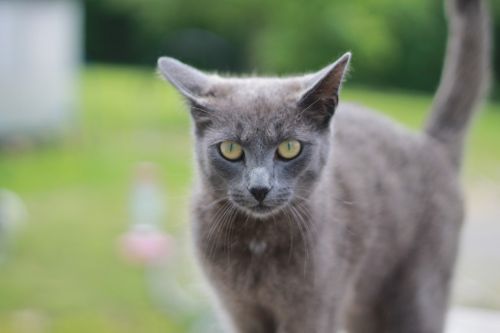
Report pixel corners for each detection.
[235,202,284,219]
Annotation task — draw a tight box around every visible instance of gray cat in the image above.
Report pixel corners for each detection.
[157,0,491,331]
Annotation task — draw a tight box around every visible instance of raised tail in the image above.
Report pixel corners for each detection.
[425,0,491,169]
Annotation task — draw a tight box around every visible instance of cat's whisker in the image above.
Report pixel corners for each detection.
[190,105,212,114]
[203,196,230,209]
[286,204,311,276]
[294,201,317,235]
[278,206,295,263]
[205,202,225,259]
[297,98,322,120]
[215,205,235,261]
[211,202,233,249]
[206,201,232,259]
[224,207,239,267]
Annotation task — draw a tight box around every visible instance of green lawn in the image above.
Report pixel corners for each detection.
[0,66,499,332]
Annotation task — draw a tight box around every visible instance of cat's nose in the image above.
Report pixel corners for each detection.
[249,186,270,202]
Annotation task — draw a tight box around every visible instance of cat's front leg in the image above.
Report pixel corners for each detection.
[219,289,338,333]
[218,296,277,333]
[276,308,339,333]
[271,294,341,333]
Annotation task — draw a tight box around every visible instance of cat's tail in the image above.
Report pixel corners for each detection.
[425,0,491,169]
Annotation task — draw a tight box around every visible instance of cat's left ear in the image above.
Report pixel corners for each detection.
[298,52,351,129]
[158,57,216,133]
[157,57,213,101]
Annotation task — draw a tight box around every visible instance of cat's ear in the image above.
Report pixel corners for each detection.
[298,52,351,129]
[157,57,213,100]
[158,57,215,132]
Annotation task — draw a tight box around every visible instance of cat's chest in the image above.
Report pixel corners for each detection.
[204,235,308,289]
[196,209,312,290]
[248,239,268,255]
[228,237,285,262]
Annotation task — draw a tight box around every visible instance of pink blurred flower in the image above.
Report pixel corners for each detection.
[118,224,174,265]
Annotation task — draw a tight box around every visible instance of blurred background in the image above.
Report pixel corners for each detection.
[0,0,499,332]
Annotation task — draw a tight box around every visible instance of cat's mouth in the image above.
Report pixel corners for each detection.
[253,203,274,212]
[231,200,286,218]
[229,192,291,218]
[247,203,279,218]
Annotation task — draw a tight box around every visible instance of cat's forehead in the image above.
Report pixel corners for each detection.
[202,77,309,143]
[206,76,305,114]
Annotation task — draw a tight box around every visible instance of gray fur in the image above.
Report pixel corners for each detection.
[426,0,491,168]
[157,0,490,332]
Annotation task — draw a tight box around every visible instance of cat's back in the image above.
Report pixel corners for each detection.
[332,101,452,179]
[332,102,430,186]
[329,102,462,247]
[334,102,422,160]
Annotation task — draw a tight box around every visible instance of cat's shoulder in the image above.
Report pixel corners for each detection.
[333,102,421,148]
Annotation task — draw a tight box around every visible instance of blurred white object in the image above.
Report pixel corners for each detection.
[0,0,82,141]
[118,162,171,265]
[0,189,28,262]
[0,189,27,233]
[446,307,500,333]
[129,162,166,227]
[337,307,500,333]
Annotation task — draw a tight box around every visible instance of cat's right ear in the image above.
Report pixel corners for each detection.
[298,53,351,130]
[157,57,214,130]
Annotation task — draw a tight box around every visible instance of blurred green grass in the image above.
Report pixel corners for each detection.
[0,66,498,332]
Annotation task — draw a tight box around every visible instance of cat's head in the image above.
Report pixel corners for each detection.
[158,54,350,218]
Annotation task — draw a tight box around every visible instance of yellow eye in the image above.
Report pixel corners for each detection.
[219,141,243,161]
[277,139,301,160]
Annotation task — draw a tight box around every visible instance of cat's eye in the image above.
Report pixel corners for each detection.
[277,139,301,160]
[219,141,244,161]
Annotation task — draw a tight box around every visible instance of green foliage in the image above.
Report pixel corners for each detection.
[85,0,499,95]
[0,67,193,332]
